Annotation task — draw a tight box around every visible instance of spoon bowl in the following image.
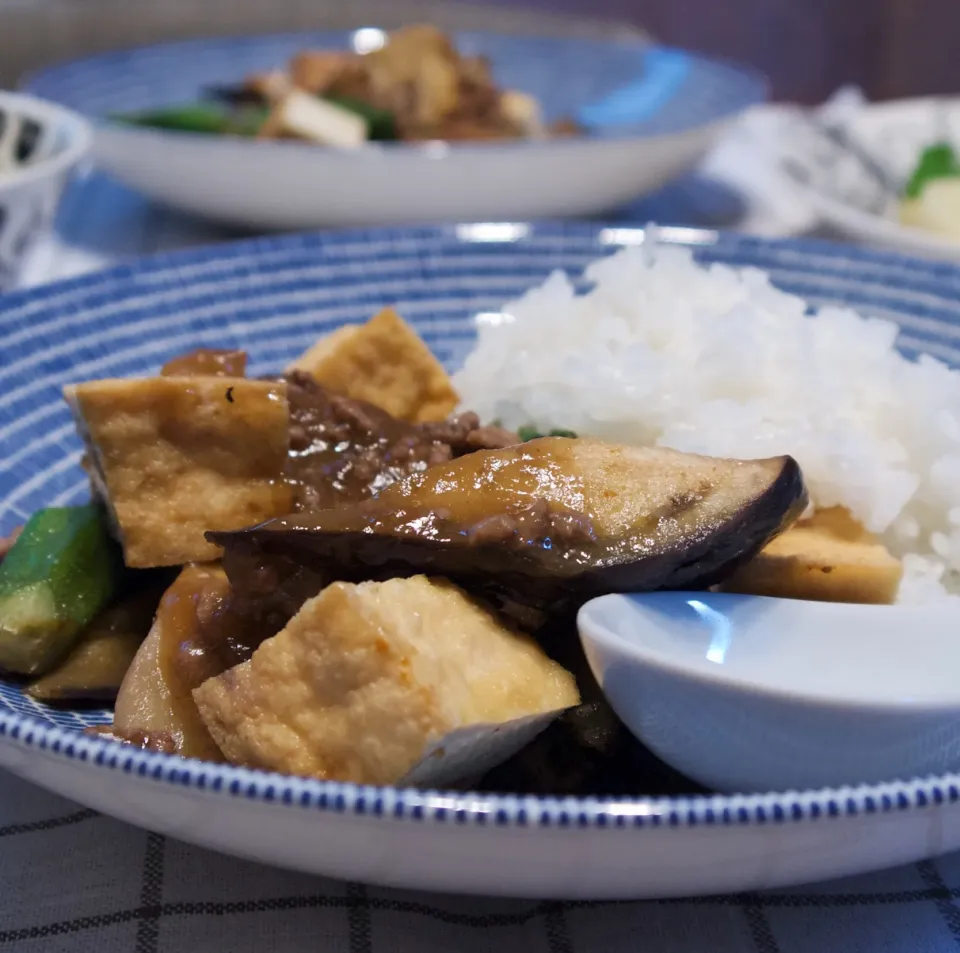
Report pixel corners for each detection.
[578,591,960,793]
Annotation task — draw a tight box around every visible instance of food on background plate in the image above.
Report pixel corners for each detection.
[898,143,960,240]
[5,236,953,796]
[113,25,578,148]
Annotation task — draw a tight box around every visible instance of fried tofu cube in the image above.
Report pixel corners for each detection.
[721,507,903,604]
[65,377,292,568]
[265,89,367,148]
[193,575,580,784]
[287,307,459,422]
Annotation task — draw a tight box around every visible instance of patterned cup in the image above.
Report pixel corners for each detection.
[0,92,92,291]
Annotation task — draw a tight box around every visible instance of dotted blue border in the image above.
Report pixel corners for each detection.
[5,712,960,828]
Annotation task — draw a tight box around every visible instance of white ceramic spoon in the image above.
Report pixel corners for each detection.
[578,591,960,793]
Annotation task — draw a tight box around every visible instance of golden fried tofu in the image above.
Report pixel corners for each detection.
[193,575,579,784]
[721,507,903,604]
[65,377,292,568]
[287,307,459,422]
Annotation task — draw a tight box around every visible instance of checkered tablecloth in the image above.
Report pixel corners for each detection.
[4,117,955,953]
[4,766,960,953]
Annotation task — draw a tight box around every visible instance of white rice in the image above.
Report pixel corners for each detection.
[452,237,960,604]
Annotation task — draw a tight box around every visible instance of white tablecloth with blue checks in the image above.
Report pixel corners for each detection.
[4,765,960,953]
[5,120,952,953]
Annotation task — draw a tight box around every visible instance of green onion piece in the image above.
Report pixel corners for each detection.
[110,104,233,135]
[321,95,398,141]
[517,426,578,442]
[904,143,960,199]
[111,103,271,137]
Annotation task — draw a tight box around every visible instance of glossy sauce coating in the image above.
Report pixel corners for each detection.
[283,372,452,510]
[280,372,520,512]
[161,348,248,378]
[158,565,267,698]
[122,564,273,759]
[214,441,805,606]
[273,441,589,539]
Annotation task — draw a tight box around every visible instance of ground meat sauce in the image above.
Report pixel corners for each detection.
[280,371,519,511]
[283,371,451,510]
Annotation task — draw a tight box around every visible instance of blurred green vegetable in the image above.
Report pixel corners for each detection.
[904,143,960,199]
[26,571,172,703]
[322,96,398,141]
[112,104,231,134]
[113,94,398,143]
[111,104,268,137]
[0,505,122,676]
[517,426,578,442]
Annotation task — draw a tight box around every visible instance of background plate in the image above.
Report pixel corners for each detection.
[21,34,765,228]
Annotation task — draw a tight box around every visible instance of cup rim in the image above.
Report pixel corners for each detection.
[0,90,93,195]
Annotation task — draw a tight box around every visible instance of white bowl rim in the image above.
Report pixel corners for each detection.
[578,592,960,716]
[0,90,93,195]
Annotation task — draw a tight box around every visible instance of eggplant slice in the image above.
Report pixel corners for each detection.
[211,437,807,624]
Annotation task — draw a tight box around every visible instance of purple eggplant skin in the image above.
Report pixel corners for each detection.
[209,438,807,626]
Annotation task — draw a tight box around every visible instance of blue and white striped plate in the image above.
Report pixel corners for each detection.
[21,33,766,229]
[1,223,959,899]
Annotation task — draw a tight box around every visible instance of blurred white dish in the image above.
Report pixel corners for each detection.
[0,91,91,290]
[775,93,960,260]
[23,31,765,230]
[579,591,960,793]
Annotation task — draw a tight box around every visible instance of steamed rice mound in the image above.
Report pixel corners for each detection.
[453,238,960,603]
